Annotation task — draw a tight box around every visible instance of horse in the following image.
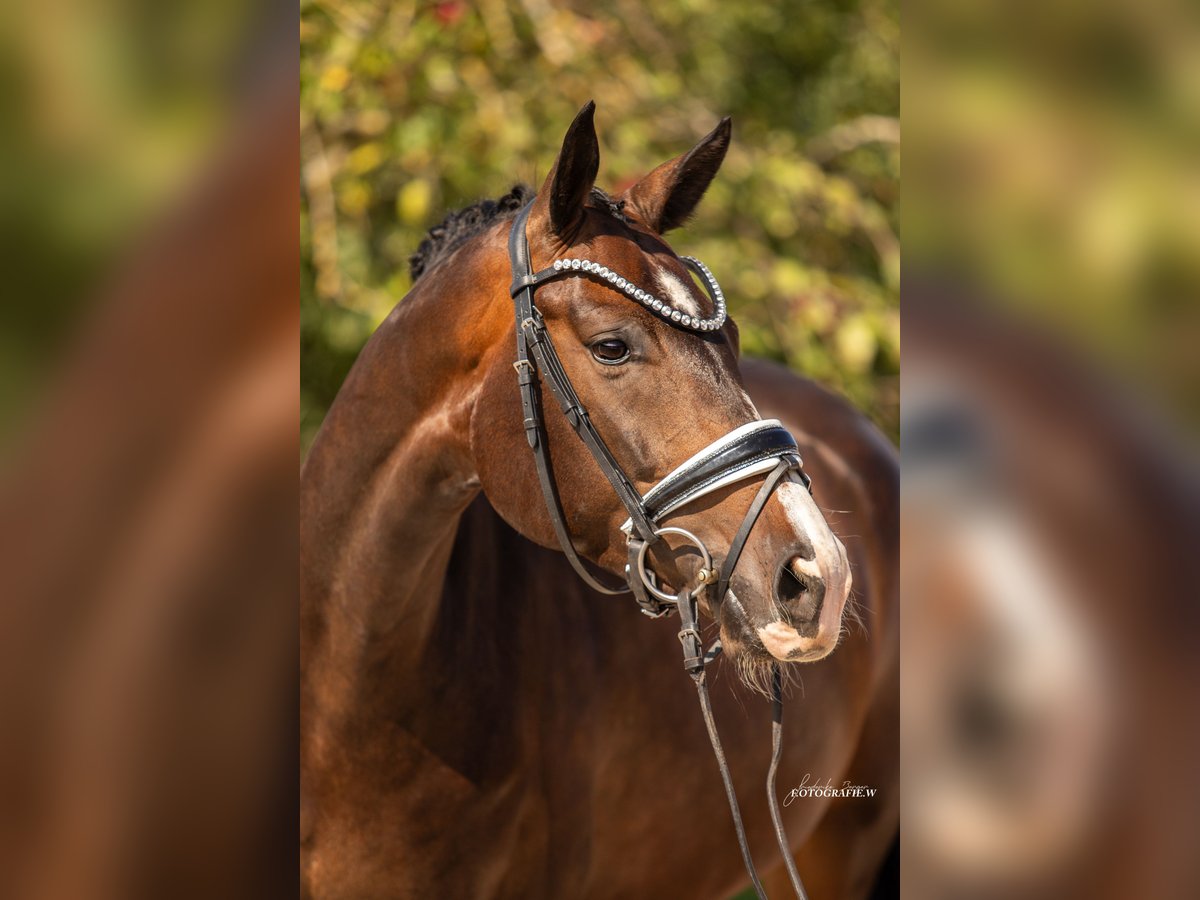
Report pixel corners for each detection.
[300,103,898,899]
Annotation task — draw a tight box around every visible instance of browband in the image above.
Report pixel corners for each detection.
[509,250,727,333]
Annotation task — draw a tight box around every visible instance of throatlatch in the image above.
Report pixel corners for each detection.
[508,200,812,899]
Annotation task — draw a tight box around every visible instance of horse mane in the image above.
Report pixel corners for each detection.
[408,184,533,282]
[408,185,629,282]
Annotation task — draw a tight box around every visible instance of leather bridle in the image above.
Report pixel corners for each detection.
[508,201,813,899]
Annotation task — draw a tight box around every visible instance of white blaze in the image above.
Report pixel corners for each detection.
[655,269,704,317]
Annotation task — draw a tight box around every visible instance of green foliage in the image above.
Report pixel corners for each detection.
[300,0,899,450]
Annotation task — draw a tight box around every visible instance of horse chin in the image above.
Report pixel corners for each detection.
[718,589,836,697]
[755,620,838,663]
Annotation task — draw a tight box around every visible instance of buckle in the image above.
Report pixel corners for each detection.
[677,626,704,673]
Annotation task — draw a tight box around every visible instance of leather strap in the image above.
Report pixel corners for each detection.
[510,204,658,542]
[768,665,810,900]
[714,457,799,606]
[677,591,768,899]
[625,538,670,617]
[509,204,633,594]
[643,424,799,521]
[520,313,659,541]
[676,595,810,900]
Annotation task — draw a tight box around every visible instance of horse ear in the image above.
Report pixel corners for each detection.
[724,316,742,360]
[533,101,600,239]
[622,117,732,233]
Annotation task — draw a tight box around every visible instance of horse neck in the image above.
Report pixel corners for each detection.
[300,245,504,708]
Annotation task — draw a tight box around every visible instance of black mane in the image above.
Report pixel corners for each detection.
[408,184,533,282]
[408,185,630,282]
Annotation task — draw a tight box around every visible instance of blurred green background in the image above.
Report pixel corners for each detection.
[907,0,1200,426]
[300,0,900,451]
[0,0,259,440]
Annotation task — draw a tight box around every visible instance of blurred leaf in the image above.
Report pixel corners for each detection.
[396,179,433,225]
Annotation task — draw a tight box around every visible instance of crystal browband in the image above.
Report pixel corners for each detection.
[546,255,728,332]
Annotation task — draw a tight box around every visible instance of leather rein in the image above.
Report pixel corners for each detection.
[508,201,811,899]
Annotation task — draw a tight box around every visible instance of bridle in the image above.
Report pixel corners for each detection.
[508,200,812,899]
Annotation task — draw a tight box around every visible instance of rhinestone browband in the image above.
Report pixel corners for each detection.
[548,255,727,332]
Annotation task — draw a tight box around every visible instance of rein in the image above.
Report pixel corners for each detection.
[508,201,811,899]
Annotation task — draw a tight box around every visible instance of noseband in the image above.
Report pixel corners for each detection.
[508,201,812,899]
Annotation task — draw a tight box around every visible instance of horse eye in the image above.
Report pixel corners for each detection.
[590,338,630,364]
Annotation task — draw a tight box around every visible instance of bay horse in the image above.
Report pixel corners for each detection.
[300,103,898,899]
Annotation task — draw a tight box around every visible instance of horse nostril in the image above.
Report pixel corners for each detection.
[775,557,825,624]
[777,562,808,602]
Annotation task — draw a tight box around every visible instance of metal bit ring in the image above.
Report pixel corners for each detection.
[635,526,714,604]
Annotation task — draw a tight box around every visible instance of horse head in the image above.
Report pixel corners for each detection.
[467,103,852,685]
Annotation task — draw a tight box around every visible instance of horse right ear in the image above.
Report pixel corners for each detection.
[724,316,742,360]
[620,117,731,233]
[532,101,599,240]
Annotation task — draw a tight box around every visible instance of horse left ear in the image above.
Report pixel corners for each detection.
[533,100,600,239]
[621,117,732,233]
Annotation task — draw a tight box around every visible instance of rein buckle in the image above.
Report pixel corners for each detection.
[677,626,704,674]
